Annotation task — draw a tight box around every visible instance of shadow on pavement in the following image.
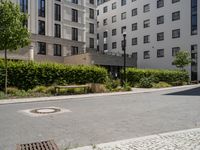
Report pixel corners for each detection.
[165,86,200,96]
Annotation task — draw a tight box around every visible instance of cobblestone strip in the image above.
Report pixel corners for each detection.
[71,128,200,150]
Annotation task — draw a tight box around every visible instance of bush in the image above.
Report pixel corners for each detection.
[153,82,172,88]
[126,68,189,86]
[138,77,153,88]
[0,60,108,90]
[105,77,121,91]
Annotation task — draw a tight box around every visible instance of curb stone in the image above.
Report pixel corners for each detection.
[0,84,199,105]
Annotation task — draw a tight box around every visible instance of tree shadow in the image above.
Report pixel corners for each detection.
[165,86,200,96]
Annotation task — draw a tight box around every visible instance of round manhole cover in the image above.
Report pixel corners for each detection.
[30,108,61,114]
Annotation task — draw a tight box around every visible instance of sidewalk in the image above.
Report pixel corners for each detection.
[0,84,199,105]
[71,128,200,150]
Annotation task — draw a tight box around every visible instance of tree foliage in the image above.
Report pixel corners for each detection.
[0,0,30,51]
[173,51,191,70]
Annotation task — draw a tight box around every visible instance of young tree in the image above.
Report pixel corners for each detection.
[0,0,30,95]
[173,51,191,71]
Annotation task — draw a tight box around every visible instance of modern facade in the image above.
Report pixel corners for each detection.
[5,0,97,60]
[97,0,200,81]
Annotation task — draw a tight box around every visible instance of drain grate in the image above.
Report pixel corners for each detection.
[16,140,59,150]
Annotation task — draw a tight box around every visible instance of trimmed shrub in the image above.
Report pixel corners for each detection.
[138,77,153,88]
[126,68,189,86]
[0,60,108,90]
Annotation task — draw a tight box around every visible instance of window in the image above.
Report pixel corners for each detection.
[55,4,61,21]
[121,12,126,20]
[72,9,78,22]
[38,0,45,17]
[132,8,137,16]
[144,35,150,43]
[112,42,117,49]
[72,0,78,4]
[172,47,180,56]
[132,23,137,31]
[144,51,150,59]
[121,26,126,33]
[89,23,94,34]
[72,27,78,41]
[97,33,99,39]
[132,38,137,45]
[89,8,95,19]
[104,43,108,50]
[103,6,108,13]
[172,0,180,3]
[90,0,94,4]
[157,32,164,41]
[144,19,150,28]
[55,24,61,38]
[112,2,117,10]
[20,0,28,13]
[38,20,45,35]
[97,21,99,28]
[157,49,164,57]
[172,11,180,21]
[38,42,46,55]
[103,19,107,26]
[71,46,78,55]
[89,38,94,48]
[121,0,126,6]
[97,10,99,16]
[157,0,164,8]
[157,16,164,24]
[54,44,61,56]
[112,15,117,23]
[112,29,117,36]
[172,29,180,38]
[191,0,198,35]
[103,31,108,38]
[144,4,150,13]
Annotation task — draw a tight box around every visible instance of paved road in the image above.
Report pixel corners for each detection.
[0,86,200,150]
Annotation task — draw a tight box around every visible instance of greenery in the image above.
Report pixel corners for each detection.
[153,82,172,88]
[0,0,30,94]
[126,68,189,87]
[138,77,154,88]
[172,51,191,70]
[0,60,108,90]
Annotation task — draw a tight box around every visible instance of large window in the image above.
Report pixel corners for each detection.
[38,0,45,17]
[72,27,78,41]
[89,8,95,19]
[191,0,198,35]
[54,44,62,56]
[89,38,94,48]
[72,9,78,22]
[20,0,28,13]
[55,4,61,21]
[71,46,78,55]
[38,42,46,55]
[55,24,61,38]
[38,20,45,35]
[89,23,94,34]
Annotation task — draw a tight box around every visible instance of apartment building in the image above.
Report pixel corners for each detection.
[2,0,97,62]
[97,0,200,81]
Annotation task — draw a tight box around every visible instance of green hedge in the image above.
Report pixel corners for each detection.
[126,68,189,86]
[0,60,108,90]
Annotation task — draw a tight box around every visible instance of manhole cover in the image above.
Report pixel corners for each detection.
[16,140,59,150]
[30,108,61,114]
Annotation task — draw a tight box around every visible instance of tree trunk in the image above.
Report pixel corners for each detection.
[4,49,7,95]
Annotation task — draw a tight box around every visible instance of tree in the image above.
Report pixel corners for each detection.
[0,0,30,95]
[173,51,191,71]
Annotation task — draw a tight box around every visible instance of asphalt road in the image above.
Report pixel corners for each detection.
[0,86,200,150]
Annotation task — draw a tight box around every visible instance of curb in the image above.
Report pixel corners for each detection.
[0,84,199,105]
[70,127,200,150]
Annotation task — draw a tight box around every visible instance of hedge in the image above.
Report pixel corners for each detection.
[0,60,108,90]
[126,68,189,86]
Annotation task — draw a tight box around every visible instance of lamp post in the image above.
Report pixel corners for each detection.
[122,32,127,86]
